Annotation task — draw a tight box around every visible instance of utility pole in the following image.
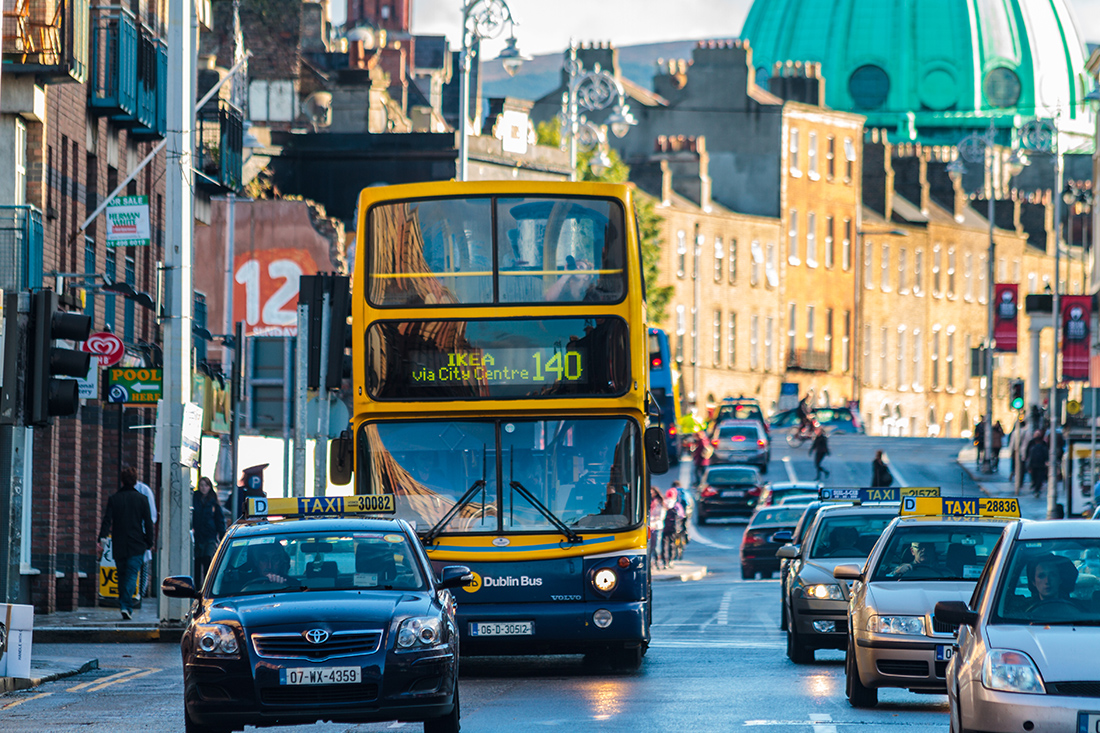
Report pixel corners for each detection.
[159,0,195,624]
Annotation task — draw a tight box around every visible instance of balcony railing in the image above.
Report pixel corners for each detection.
[0,206,44,292]
[195,99,243,193]
[787,348,832,372]
[2,0,89,82]
[128,33,166,139]
[88,5,137,116]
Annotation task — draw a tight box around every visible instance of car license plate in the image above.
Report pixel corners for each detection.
[1078,712,1100,733]
[722,490,745,498]
[470,621,533,636]
[935,645,954,662]
[280,666,360,685]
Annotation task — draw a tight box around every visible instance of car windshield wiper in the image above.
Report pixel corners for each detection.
[422,480,487,545]
[510,480,581,544]
[1031,618,1100,626]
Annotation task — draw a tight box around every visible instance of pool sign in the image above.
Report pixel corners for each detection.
[105,195,151,247]
[107,367,163,404]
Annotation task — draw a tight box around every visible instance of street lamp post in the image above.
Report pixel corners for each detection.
[456,0,525,182]
[560,42,636,181]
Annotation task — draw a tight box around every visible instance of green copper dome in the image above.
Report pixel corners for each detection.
[741,0,1095,145]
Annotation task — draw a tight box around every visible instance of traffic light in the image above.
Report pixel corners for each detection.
[1010,380,1025,411]
[27,290,92,425]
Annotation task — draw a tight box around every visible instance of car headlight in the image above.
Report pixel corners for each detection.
[805,583,844,600]
[867,615,925,635]
[982,649,1045,694]
[194,624,240,657]
[592,568,618,593]
[396,617,443,650]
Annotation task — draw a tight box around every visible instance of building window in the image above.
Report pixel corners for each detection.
[880,327,889,388]
[864,240,874,289]
[691,304,698,366]
[808,131,818,179]
[84,236,96,320]
[931,327,941,388]
[964,334,972,381]
[677,230,687,278]
[1028,271,1038,293]
[862,324,872,384]
[825,309,833,363]
[806,212,817,267]
[750,315,760,371]
[913,249,924,295]
[728,312,737,369]
[124,255,136,342]
[789,127,801,176]
[714,236,724,282]
[193,292,208,363]
[965,253,974,300]
[896,325,907,388]
[765,243,778,288]
[880,243,890,292]
[826,136,836,179]
[947,248,957,297]
[824,216,835,268]
[14,119,26,205]
[842,311,851,373]
[932,245,942,295]
[913,329,923,388]
[105,254,117,332]
[844,137,856,182]
[806,305,815,352]
[675,305,686,364]
[728,239,737,283]
[998,257,1007,282]
[788,210,800,265]
[750,240,762,286]
[842,219,852,271]
[787,302,797,358]
[898,248,908,293]
[713,310,722,366]
[946,328,955,389]
[1013,260,1021,282]
[978,255,987,303]
[765,317,775,372]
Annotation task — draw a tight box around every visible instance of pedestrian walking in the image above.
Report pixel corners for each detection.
[990,421,1005,472]
[810,428,830,480]
[660,489,686,567]
[1026,433,1049,498]
[870,450,894,488]
[134,478,158,598]
[691,430,711,486]
[973,418,987,468]
[193,476,226,587]
[648,486,666,570]
[98,465,155,620]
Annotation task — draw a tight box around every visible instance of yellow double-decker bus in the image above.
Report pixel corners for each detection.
[338,180,669,670]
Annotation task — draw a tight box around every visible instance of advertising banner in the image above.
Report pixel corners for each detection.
[1061,294,1092,381]
[105,195,151,247]
[993,283,1018,353]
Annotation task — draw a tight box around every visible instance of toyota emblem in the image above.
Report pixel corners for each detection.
[304,629,330,644]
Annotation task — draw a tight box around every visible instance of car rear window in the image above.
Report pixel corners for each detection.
[706,468,758,485]
[750,508,806,526]
[718,426,758,440]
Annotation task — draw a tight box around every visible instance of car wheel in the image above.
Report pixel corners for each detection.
[845,636,878,708]
[424,684,460,733]
[786,617,813,664]
[741,565,754,580]
[779,596,788,630]
[610,644,644,672]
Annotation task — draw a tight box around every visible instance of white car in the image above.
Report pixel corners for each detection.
[936,519,1100,733]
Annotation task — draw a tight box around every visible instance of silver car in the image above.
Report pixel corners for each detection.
[835,515,1014,707]
[936,519,1100,733]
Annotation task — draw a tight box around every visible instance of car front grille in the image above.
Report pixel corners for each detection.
[252,630,383,660]
[876,659,928,677]
[260,681,380,705]
[1046,681,1100,698]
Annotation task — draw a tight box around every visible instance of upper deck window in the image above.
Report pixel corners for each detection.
[367,196,626,307]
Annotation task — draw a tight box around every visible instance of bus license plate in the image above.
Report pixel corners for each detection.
[935,645,953,662]
[1078,712,1100,733]
[280,667,360,685]
[470,621,533,637]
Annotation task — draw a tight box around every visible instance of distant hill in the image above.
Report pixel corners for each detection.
[479,39,704,103]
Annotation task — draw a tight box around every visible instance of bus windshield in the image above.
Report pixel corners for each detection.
[367,196,626,307]
[361,418,643,535]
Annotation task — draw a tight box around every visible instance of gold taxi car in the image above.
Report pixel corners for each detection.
[936,519,1100,733]
[834,496,1020,707]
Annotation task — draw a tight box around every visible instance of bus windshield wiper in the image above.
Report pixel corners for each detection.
[510,481,581,544]
[422,480,486,545]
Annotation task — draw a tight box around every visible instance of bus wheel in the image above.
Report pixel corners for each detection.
[612,645,644,672]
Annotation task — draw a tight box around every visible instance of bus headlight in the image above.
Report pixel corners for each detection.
[593,568,618,593]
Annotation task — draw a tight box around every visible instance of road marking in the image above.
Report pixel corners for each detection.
[883,452,909,487]
[717,589,733,625]
[649,639,784,649]
[83,667,160,692]
[686,526,738,551]
[1,693,52,709]
[810,712,838,733]
[783,456,798,482]
[66,668,142,692]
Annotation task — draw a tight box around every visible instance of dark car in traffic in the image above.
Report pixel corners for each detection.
[759,481,821,508]
[163,507,471,733]
[709,419,770,472]
[740,506,809,580]
[696,465,764,523]
[711,397,770,437]
[770,406,864,434]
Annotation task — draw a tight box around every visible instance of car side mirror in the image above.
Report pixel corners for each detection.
[438,565,475,590]
[770,530,793,545]
[644,426,670,475]
[329,430,353,486]
[775,544,800,560]
[934,600,978,628]
[161,575,199,598]
[832,564,863,581]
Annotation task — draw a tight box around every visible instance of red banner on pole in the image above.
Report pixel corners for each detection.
[1061,294,1092,381]
[993,283,1018,353]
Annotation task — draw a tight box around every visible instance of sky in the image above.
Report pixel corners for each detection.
[331,0,1100,55]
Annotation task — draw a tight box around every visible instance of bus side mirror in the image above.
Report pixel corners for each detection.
[329,430,353,485]
[644,426,670,475]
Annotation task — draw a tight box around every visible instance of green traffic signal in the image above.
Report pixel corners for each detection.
[1011,396,1024,410]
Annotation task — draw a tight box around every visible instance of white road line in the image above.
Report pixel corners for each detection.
[717,589,733,626]
[686,525,738,550]
[883,453,909,487]
[783,456,798,482]
[1,692,52,709]
[811,713,838,733]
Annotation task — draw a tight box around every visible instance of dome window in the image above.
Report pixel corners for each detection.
[848,65,890,110]
[983,68,1021,108]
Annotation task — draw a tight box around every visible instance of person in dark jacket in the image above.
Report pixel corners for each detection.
[870,450,894,488]
[193,476,226,587]
[810,429,830,479]
[99,466,155,620]
[1026,434,1049,498]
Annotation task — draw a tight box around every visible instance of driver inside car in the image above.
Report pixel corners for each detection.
[890,542,942,577]
[1026,554,1079,612]
[248,542,291,586]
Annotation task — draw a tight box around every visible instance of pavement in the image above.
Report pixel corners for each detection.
[956,445,1060,520]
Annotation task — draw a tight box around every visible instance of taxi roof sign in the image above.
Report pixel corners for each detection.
[247,495,396,518]
[819,486,941,503]
[899,495,1021,518]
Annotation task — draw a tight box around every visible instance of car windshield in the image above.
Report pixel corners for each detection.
[209,532,426,597]
[750,508,806,527]
[779,494,819,505]
[718,426,758,440]
[869,525,1006,581]
[808,514,894,559]
[706,468,758,486]
[361,417,642,534]
[991,537,1100,626]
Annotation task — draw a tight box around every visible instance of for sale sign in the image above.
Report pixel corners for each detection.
[105,195,151,247]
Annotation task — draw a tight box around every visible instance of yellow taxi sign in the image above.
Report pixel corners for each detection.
[819,486,940,503]
[248,495,396,518]
[900,495,1020,518]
